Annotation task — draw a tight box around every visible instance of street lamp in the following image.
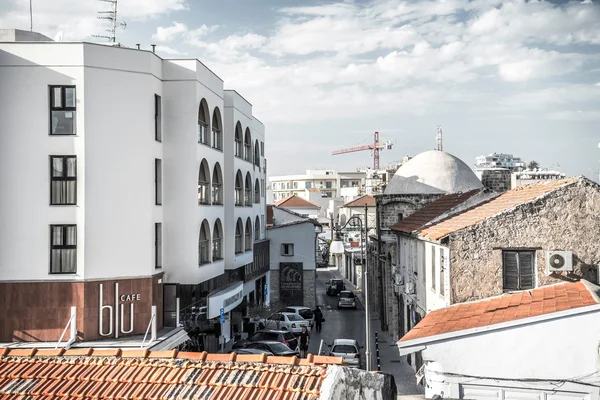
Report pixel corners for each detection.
[329,204,371,371]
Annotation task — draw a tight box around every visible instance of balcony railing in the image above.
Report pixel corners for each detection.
[235,140,242,158]
[244,189,251,206]
[212,238,222,260]
[199,240,210,264]
[212,185,222,205]
[198,183,210,205]
[235,188,243,206]
[235,235,243,254]
[212,128,222,150]
[244,145,251,162]
[198,122,209,145]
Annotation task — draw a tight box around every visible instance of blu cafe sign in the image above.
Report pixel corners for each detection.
[99,283,142,338]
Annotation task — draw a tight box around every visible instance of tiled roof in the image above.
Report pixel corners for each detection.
[399,282,598,344]
[418,178,577,240]
[308,188,320,192]
[342,195,376,208]
[0,348,343,400]
[274,194,320,208]
[391,190,480,233]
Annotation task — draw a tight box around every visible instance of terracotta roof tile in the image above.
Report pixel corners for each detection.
[0,349,343,400]
[391,190,481,233]
[343,194,376,208]
[418,178,577,240]
[274,195,320,208]
[399,281,598,344]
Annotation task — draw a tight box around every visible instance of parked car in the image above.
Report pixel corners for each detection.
[279,306,314,328]
[328,339,362,368]
[326,279,346,296]
[243,341,300,357]
[263,312,309,334]
[337,290,357,308]
[232,329,298,351]
[230,348,274,356]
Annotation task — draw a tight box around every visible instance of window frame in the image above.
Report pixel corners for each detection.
[155,94,162,142]
[155,159,162,205]
[502,250,535,291]
[49,224,77,274]
[49,155,77,205]
[155,223,162,269]
[281,243,294,256]
[49,85,77,136]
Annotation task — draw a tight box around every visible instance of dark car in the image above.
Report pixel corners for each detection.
[243,341,299,357]
[326,279,346,296]
[229,348,274,356]
[232,329,298,350]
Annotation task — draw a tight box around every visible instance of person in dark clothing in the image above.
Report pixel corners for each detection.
[313,307,324,332]
[299,326,310,358]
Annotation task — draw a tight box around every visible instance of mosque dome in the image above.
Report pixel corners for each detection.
[385,150,483,195]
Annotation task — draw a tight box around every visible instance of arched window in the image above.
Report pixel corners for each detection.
[199,219,211,264]
[212,162,223,205]
[198,99,210,146]
[213,219,223,260]
[244,128,252,162]
[245,172,252,206]
[235,218,243,254]
[212,108,223,150]
[245,217,252,251]
[254,179,260,203]
[198,159,210,205]
[255,215,260,241]
[254,139,260,167]
[235,170,243,206]
[234,122,243,158]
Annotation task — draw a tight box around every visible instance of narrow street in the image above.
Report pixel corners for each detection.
[309,268,425,397]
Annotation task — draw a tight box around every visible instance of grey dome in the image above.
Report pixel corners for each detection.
[385,150,483,195]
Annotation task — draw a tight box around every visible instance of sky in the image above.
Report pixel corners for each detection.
[2,0,600,180]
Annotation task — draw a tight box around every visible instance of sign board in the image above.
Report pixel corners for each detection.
[279,262,303,305]
[207,281,244,319]
[219,308,225,324]
[264,283,268,296]
[98,282,142,338]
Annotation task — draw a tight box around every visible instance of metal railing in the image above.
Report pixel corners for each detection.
[234,140,242,157]
[212,239,222,260]
[140,306,157,348]
[212,185,222,204]
[55,306,77,349]
[199,240,210,264]
[198,122,209,145]
[212,128,222,150]
[235,235,243,254]
[244,145,251,162]
[244,189,251,206]
[235,189,243,206]
[198,183,210,204]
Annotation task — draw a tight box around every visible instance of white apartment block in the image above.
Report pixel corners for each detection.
[269,169,366,202]
[0,30,268,350]
[475,153,525,171]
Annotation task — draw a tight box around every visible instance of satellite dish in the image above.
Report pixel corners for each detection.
[54,31,64,42]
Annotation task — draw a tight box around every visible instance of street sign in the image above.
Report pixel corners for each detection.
[264,284,268,296]
[219,308,225,324]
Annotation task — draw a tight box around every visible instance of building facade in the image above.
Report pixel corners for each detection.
[0,31,268,348]
[269,169,366,202]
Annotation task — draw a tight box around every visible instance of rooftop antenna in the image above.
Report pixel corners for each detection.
[29,0,33,31]
[435,125,443,151]
[92,0,127,44]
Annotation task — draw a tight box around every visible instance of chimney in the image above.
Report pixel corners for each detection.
[151,44,156,53]
[136,44,140,50]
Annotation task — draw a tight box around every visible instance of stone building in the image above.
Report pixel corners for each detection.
[369,149,484,337]
[477,168,512,192]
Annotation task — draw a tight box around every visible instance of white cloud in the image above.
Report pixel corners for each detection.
[549,110,600,121]
[153,22,188,42]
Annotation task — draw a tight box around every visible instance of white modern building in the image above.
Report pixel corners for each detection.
[0,29,268,351]
[269,169,366,202]
[475,153,525,171]
[511,168,566,188]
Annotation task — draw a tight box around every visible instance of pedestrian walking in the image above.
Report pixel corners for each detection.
[313,306,324,333]
[299,326,310,358]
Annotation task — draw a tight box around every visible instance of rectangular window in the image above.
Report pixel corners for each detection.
[155,223,162,269]
[155,159,162,205]
[439,251,445,297]
[397,213,403,222]
[281,243,294,256]
[154,94,162,141]
[50,156,77,205]
[50,225,77,274]
[430,246,436,292]
[49,86,76,135]
[260,141,264,156]
[503,250,535,291]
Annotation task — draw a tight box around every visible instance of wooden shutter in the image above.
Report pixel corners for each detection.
[503,251,519,290]
[518,252,535,289]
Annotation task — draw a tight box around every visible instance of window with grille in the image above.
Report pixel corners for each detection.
[281,243,294,256]
[50,225,77,274]
[50,86,76,135]
[503,250,535,291]
[50,156,76,205]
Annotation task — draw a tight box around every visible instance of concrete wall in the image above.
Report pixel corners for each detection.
[478,168,511,193]
[320,365,397,400]
[448,179,600,303]
[420,306,600,399]
[376,193,442,230]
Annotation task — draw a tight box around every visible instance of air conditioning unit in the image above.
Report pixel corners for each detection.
[546,251,573,272]
[404,281,415,295]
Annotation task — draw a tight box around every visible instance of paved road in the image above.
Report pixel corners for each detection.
[310,268,425,397]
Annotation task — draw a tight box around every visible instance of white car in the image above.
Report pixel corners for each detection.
[279,306,314,328]
[264,312,309,334]
[328,339,362,368]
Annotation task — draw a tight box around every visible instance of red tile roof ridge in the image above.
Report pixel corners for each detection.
[343,194,376,208]
[398,281,600,345]
[418,177,581,240]
[274,194,320,208]
[0,348,343,366]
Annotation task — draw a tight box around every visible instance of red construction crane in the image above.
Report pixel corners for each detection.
[331,131,393,170]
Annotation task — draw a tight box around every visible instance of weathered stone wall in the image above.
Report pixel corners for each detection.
[449,179,600,303]
[480,169,511,193]
[269,269,316,308]
[376,193,442,230]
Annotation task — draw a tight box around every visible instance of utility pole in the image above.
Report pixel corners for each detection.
[29,0,33,31]
[364,203,371,371]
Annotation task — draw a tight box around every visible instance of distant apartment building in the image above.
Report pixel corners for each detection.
[0,30,268,351]
[269,170,365,202]
[511,169,566,188]
[475,153,525,171]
